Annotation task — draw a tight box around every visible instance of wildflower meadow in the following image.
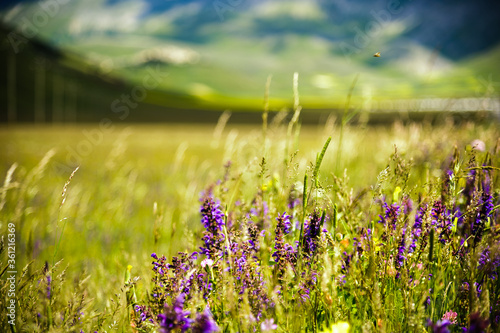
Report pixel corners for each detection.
[1,112,499,332]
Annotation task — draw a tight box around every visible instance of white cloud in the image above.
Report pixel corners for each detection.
[66,0,148,35]
[254,0,326,20]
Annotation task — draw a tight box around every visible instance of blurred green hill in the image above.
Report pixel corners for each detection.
[1,0,499,122]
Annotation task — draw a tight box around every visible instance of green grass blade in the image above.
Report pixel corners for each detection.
[313,136,331,187]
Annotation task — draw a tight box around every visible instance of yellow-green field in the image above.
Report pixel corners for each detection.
[0,120,499,331]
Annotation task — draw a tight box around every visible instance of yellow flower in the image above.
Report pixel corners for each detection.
[320,321,350,333]
[393,186,401,202]
[372,237,382,252]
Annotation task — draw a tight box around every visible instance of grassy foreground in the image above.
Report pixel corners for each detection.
[0,118,499,332]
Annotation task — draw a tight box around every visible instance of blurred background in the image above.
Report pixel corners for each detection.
[1,0,499,124]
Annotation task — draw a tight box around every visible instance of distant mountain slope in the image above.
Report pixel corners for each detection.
[1,0,499,109]
[0,22,218,123]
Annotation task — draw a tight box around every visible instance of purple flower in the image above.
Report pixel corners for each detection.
[197,272,213,299]
[303,210,322,255]
[199,196,225,259]
[192,307,219,333]
[403,196,413,215]
[272,212,296,279]
[409,204,427,253]
[431,201,453,244]
[200,197,225,232]
[474,282,482,297]
[431,201,444,226]
[158,293,193,333]
[276,212,292,235]
[427,319,452,333]
[230,241,272,319]
[464,312,489,333]
[443,167,454,192]
[150,252,197,311]
[472,174,493,247]
[478,248,500,280]
[298,271,317,303]
[379,202,400,231]
[341,250,353,274]
[134,305,153,324]
[46,275,52,299]
[395,228,407,278]
[298,286,310,303]
[247,220,261,251]
[235,253,248,274]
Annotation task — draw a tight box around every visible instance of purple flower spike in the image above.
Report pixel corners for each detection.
[471,173,493,247]
[379,202,400,231]
[199,196,226,258]
[158,293,193,333]
[478,248,500,280]
[409,204,426,253]
[395,228,407,277]
[303,210,322,255]
[276,212,291,234]
[272,212,297,279]
[200,198,225,232]
[46,275,52,299]
[192,307,219,333]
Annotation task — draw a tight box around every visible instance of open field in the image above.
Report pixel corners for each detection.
[0,120,499,332]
